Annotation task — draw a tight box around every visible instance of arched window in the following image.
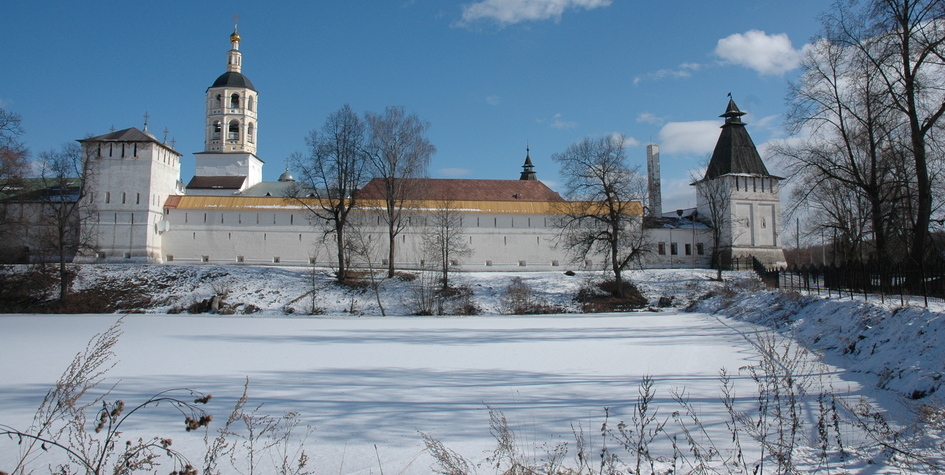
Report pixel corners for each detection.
[228,120,240,141]
[212,121,221,139]
[247,96,254,111]
[215,94,222,107]
[247,123,255,143]
[230,93,240,108]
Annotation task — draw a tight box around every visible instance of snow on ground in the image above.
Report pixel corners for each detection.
[0,266,941,473]
[691,288,945,404]
[66,265,751,316]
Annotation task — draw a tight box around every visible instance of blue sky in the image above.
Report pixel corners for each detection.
[0,0,825,211]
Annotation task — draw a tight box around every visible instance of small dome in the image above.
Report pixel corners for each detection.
[278,170,296,182]
[210,71,256,91]
[230,30,241,42]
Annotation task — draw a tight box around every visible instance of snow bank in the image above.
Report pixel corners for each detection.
[690,290,945,401]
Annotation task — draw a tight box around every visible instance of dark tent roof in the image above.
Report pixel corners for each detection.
[703,99,776,180]
[210,71,256,91]
[186,176,247,190]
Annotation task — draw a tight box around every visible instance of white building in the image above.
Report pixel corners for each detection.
[26,27,784,271]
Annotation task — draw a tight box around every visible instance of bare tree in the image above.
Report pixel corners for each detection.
[552,134,646,298]
[365,106,436,277]
[33,143,97,301]
[0,108,30,240]
[812,0,945,267]
[347,224,387,316]
[423,200,470,290]
[693,168,732,281]
[0,108,29,196]
[779,27,907,264]
[292,105,369,282]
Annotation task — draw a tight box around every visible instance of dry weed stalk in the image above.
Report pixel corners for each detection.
[0,318,212,475]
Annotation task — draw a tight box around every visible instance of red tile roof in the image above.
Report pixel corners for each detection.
[356,178,564,202]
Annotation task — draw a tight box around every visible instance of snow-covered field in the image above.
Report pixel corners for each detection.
[0,266,942,473]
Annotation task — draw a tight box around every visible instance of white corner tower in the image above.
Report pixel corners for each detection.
[190,21,263,195]
[694,98,786,268]
[80,122,183,263]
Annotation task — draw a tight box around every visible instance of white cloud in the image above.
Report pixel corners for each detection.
[660,177,700,211]
[658,120,720,155]
[636,112,664,126]
[550,113,578,130]
[632,65,697,85]
[714,30,802,76]
[485,95,501,106]
[456,0,612,27]
[437,167,472,177]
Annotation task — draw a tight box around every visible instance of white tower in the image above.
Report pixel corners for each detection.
[695,98,786,268]
[190,22,263,195]
[80,123,182,263]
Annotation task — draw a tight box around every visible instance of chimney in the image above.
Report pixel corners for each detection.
[646,144,662,218]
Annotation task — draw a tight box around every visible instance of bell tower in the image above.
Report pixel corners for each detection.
[191,19,264,195]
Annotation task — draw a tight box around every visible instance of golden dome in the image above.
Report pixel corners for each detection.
[230,30,241,42]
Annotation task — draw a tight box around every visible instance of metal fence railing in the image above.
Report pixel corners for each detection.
[735,257,945,307]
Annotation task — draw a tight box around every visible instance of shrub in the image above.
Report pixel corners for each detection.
[501,277,566,315]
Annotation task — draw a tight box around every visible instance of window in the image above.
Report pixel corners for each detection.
[201,255,209,262]
[212,121,221,139]
[518,260,526,267]
[670,243,678,255]
[248,96,254,111]
[215,94,222,107]
[230,93,240,108]
[685,243,692,256]
[696,243,705,255]
[121,192,126,204]
[136,192,140,205]
[237,255,244,263]
[166,255,174,262]
[657,242,666,255]
[248,123,254,143]
[105,192,110,204]
[228,120,240,141]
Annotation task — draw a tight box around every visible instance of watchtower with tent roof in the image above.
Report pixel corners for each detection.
[693,97,786,268]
